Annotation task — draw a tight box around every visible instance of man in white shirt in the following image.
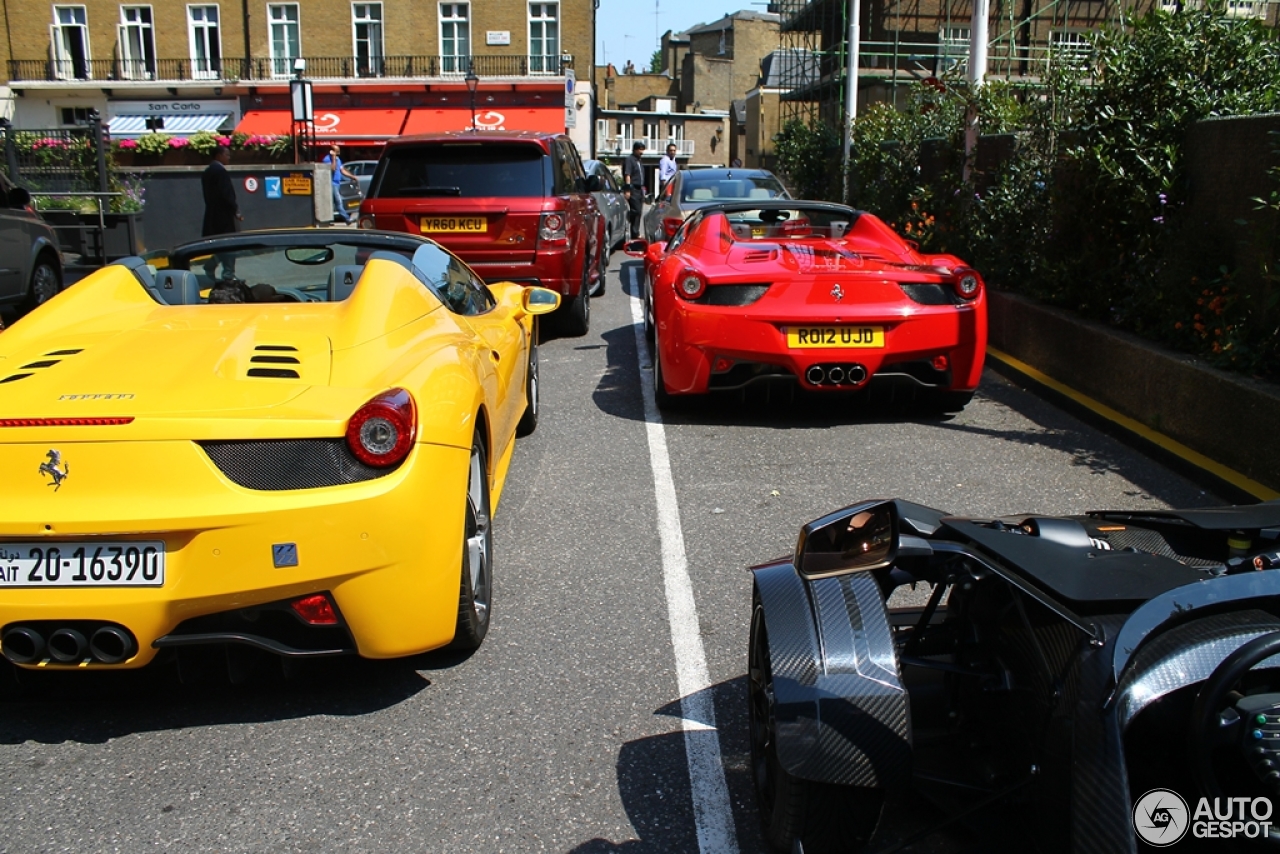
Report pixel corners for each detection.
[658,143,679,198]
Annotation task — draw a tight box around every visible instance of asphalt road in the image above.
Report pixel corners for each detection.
[0,250,1217,854]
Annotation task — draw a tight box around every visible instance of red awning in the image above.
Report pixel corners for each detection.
[235,108,408,143]
[401,106,565,136]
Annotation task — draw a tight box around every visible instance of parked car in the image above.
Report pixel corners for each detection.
[0,171,62,314]
[344,159,379,195]
[335,176,363,222]
[643,167,789,243]
[0,228,559,684]
[749,497,1280,853]
[583,158,629,278]
[628,201,985,411]
[357,130,604,336]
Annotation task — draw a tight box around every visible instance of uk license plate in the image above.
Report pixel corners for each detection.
[420,216,486,233]
[0,542,165,587]
[786,326,885,348]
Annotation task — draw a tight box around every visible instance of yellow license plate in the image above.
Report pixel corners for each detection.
[420,217,486,233]
[786,326,885,348]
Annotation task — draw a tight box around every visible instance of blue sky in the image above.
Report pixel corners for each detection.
[594,1,767,71]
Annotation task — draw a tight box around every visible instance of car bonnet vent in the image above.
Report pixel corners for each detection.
[248,345,301,379]
[0,347,84,384]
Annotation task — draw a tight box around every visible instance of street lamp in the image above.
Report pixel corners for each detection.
[465,70,479,131]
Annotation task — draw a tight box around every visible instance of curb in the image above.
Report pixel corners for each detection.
[985,291,1280,502]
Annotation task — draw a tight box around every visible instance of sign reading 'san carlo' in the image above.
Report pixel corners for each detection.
[109,100,238,116]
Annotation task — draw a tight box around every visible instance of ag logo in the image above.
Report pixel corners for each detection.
[1133,788,1189,846]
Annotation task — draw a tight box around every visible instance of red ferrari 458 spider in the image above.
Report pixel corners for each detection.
[629,201,987,411]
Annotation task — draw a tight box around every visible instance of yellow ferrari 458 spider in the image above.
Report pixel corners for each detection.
[0,229,558,680]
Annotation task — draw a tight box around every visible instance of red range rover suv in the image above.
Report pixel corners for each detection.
[358,130,604,336]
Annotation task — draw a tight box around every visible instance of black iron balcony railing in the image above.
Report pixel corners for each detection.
[8,53,570,84]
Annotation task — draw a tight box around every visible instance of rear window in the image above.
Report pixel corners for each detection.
[374,143,549,198]
[681,174,787,204]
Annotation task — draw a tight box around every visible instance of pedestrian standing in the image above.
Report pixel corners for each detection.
[201,144,242,237]
[322,145,357,224]
[657,143,679,197]
[623,140,646,240]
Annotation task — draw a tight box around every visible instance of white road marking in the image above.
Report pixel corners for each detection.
[627,266,740,854]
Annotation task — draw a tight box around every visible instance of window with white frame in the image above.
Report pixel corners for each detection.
[352,3,383,76]
[60,106,94,125]
[51,6,91,80]
[937,26,969,74]
[439,4,470,75]
[1049,30,1091,69]
[668,122,683,141]
[644,120,660,146]
[618,120,633,146]
[188,5,222,79]
[268,4,300,78]
[528,3,559,75]
[118,6,156,79]
[1225,0,1264,17]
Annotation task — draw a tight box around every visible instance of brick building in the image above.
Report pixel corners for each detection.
[0,0,593,156]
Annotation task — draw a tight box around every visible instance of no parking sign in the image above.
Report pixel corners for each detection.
[243,176,259,193]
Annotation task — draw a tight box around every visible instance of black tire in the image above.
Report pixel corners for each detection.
[556,261,591,337]
[643,274,655,343]
[20,255,61,313]
[749,594,884,854]
[591,227,609,297]
[927,389,974,413]
[652,325,689,411]
[515,326,540,437]
[449,433,492,650]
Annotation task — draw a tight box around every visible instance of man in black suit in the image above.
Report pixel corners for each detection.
[201,144,243,237]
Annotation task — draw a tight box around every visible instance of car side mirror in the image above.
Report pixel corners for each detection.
[623,239,648,257]
[8,187,30,209]
[585,175,601,193]
[522,286,561,315]
[794,500,898,580]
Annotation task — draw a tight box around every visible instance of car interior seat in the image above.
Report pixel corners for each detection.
[327,265,365,302]
[689,188,714,201]
[154,269,203,305]
[748,187,773,199]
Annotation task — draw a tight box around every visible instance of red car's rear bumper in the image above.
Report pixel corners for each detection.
[656,297,987,396]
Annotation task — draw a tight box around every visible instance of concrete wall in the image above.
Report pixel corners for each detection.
[129,164,326,253]
[988,290,1280,494]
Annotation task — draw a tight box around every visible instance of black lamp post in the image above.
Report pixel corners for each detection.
[465,70,479,131]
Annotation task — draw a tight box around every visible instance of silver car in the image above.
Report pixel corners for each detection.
[0,171,62,319]
[583,159,628,261]
[642,168,790,243]
[345,160,380,195]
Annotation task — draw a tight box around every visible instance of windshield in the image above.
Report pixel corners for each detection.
[680,173,787,204]
[375,143,549,198]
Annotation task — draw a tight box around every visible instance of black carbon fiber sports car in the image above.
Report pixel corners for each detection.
[749,499,1280,853]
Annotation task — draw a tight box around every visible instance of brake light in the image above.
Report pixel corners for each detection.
[663,216,683,238]
[952,267,982,300]
[540,212,568,246]
[291,594,339,625]
[0,417,134,427]
[676,268,707,300]
[346,388,416,467]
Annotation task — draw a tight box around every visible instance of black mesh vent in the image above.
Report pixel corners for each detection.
[1095,526,1223,568]
[899,283,962,305]
[0,373,32,384]
[200,439,398,490]
[692,284,771,306]
[247,368,301,378]
[21,360,60,369]
[46,349,83,356]
[251,355,300,364]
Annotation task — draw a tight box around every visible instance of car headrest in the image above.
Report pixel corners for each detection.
[748,187,773,199]
[154,269,203,305]
[689,188,714,201]
[327,264,365,301]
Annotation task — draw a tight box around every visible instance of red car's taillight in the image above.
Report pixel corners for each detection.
[952,267,983,300]
[540,212,568,245]
[663,216,683,238]
[676,268,707,300]
[346,388,416,467]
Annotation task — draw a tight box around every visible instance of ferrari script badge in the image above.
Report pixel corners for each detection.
[39,449,69,491]
[831,284,845,302]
